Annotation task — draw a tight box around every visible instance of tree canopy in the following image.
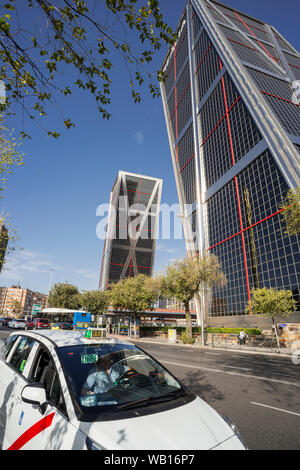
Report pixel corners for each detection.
[110,274,160,314]
[48,282,81,309]
[80,289,110,316]
[246,287,297,322]
[0,212,19,272]
[0,0,176,138]
[280,186,300,236]
[0,118,24,192]
[160,254,226,307]
[246,287,297,349]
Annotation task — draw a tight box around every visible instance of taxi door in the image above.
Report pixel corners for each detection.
[0,335,39,450]
[6,343,85,450]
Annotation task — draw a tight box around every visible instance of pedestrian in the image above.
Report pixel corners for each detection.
[238,329,246,345]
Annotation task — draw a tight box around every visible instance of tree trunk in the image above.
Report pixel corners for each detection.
[185,302,192,341]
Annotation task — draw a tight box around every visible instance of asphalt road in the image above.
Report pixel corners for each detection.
[1,329,299,450]
[132,340,300,451]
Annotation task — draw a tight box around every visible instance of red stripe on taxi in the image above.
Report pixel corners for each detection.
[7,412,55,450]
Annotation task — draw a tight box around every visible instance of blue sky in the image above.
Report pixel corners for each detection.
[1,0,300,294]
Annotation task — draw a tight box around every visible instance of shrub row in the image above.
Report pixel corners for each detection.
[140,326,262,335]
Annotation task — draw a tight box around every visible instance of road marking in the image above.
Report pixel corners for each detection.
[204,352,220,356]
[162,360,300,388]
[250,402,300,417]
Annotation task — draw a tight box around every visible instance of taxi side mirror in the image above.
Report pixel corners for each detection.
[21,383,48,414]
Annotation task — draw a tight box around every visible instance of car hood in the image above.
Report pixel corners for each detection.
[79,396,244,450]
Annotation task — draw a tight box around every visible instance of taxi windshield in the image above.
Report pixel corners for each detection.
[57,342,184,420]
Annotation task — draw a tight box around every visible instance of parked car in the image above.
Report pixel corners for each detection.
[0,329,246,450]
[7,318,26,329]
[0,317,10,327]
[51,322,73,330]
[25,318,35,330]
[32,318,50,329]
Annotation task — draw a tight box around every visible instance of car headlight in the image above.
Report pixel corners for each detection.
[85,436,106,451]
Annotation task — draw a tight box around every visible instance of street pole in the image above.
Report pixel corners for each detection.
[46,269,54,308]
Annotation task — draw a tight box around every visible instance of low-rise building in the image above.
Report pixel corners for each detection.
[0,285,48,318]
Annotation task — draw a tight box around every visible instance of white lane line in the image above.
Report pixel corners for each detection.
[205,352,220,356]
[161,360,300,388]
[250,402,300,417]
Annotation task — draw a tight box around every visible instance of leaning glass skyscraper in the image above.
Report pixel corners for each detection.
[99,171,162,290]
[160,0,300,321]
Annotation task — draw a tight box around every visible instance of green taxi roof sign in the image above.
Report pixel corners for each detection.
[84,327,107,339]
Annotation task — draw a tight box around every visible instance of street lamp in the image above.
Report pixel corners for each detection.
[46,269,54,308]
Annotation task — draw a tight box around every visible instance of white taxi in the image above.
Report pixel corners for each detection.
[0,329,246,450]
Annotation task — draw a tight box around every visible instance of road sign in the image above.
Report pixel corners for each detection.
[168,329,177,343]
[32,303,42,315]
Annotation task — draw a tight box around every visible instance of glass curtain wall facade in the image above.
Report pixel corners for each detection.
[160,0,300,318]
[99,171,162,290]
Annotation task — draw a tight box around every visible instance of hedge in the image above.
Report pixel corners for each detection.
[140,326,262,335]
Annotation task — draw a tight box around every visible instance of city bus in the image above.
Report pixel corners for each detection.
[72,311,92,330]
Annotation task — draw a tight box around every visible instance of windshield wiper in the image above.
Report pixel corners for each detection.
[117,389,187,410]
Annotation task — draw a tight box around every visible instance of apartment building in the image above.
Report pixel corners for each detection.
[0,285,48,318]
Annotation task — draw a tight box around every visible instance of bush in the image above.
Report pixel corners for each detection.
[139,326,262,335]
[205,327,262,335]
[181,332,195,344]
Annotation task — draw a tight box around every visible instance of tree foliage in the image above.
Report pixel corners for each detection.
[0,0,176,138]
[11,298,21,314]
[0,212,19,272]
[246,287,297,322]
[0,118,24,193]
[246,287,297,349]
[110,274,160,314]
[48,282,81,309]
[280,186,300,236]
[80,289,110,316]
[160,254,226,343]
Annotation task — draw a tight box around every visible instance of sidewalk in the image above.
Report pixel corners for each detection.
[110,334,294,358]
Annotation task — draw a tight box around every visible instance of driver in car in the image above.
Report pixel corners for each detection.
[81,353,131,395]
